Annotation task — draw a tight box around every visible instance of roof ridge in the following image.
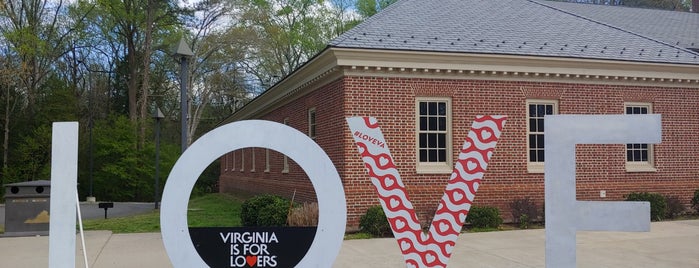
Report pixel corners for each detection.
[529,0,699,56]
[330,0,413,45]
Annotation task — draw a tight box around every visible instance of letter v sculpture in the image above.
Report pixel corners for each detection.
[347,116,506,268]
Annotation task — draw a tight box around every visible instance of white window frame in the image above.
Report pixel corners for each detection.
[264,149,270,173]
[231,151,235,171]
[239,149,245,172]
[282,118,290,173]
[624,102,656,172]
[416,97,452,174]
[527,100,558,173]
[223,154,228,171]
[250,148,256,172]
[308,108,317,140]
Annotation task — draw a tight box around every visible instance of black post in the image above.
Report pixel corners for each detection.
[180,56,188,153]
[155,116,161,209]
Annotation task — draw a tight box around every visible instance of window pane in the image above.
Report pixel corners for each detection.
[428,150,437,162]
[529,105,536,117]
[429,102,437,115]
[529,135,537,149]
[438,102,446,115]
[641,150,648,161]
[627,150,633,161]
[545,105,553,115]
[428,133,437,147]
[420,150,427,162]
[537,150,545,162]
[429,117,437,130]
[438,149,446,162]
[530,150,537,162]
[640,107,648,114]
[633,150,641,161]
[419,133,427,148]
[420,117,427,131]
[536,134,544,149]
[438,117,446,131]
[420,102,427,115]
[538,119,544,132]
[438,134,446,148]
[529,118,537,132]
[626,107,632,114]
[537,105,545,117]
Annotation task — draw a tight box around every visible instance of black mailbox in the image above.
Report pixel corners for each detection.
[98,202,114,219]
[3,180,51,236]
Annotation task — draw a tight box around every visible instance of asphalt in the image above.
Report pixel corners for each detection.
[0,202,157,224]
[0,220,697,267]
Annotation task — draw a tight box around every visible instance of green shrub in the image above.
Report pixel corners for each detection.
[240,194,290,226]
[359,205,391,237]
[625,192,667,221]
[664,195,685,219]
[692,190,699,214]
[466,206,503,229]
[509,197,540,228]
[518,214,530,229]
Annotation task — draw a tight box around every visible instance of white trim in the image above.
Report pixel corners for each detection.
[283,118,290,173]
[624,102,656,172]
[415,97,453,174]
[250,149,256,172]
[527,99,558,173]
[264,149,270,173]
[308,107,317,140]
[239,149,244,172]
[231,151,235,171]
[223,154,228,171]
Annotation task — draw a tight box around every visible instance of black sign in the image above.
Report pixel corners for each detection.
[189,227,316,268]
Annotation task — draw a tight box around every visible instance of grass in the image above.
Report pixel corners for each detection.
[82,193,245,233]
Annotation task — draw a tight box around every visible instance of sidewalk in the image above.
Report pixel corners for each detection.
[0,220,697,267]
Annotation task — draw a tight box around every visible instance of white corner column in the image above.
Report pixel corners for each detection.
[49,122,79,268]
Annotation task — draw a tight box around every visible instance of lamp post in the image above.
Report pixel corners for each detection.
[174,38,194,153]
[153,107,165,209]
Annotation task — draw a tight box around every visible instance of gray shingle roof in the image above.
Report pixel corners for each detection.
[329,0,699,65]
[541,1,698,50]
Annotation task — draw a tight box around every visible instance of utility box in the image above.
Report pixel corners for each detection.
[3,180,51,236]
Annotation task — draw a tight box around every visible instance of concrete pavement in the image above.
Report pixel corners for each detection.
[0,220,697,267]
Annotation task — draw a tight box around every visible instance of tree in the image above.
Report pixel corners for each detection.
[355,0,397,18]
[181,0,251,145]
[73,0,184,147]
[235,0,359,90]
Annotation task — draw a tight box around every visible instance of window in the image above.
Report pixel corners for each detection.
[240,149,244,172]
[416,98,452,173]
[527,100,557,173]
[308,108,317,140]
[231,151,235,171]
[282,118,289,173]
[223,154,228,171]
[625,103,656,172]
[250,149,256,172]
[264,149,270,173]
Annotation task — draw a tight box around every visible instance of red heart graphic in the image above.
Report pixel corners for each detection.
[246,255,257,267]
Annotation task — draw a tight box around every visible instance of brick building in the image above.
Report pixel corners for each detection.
[218,0,699,229]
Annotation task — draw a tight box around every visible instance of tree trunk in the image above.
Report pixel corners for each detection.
[138,0,155,149]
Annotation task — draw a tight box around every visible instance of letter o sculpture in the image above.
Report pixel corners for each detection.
[160,120,347,267]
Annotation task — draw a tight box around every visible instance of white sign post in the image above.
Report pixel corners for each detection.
[48,122,79,268]
[545,114,661,268]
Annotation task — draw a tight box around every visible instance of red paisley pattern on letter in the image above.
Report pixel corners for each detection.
[346,116,507,268]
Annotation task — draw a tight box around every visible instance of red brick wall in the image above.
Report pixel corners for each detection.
[221,75,699,230]
[219,79,346,204]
